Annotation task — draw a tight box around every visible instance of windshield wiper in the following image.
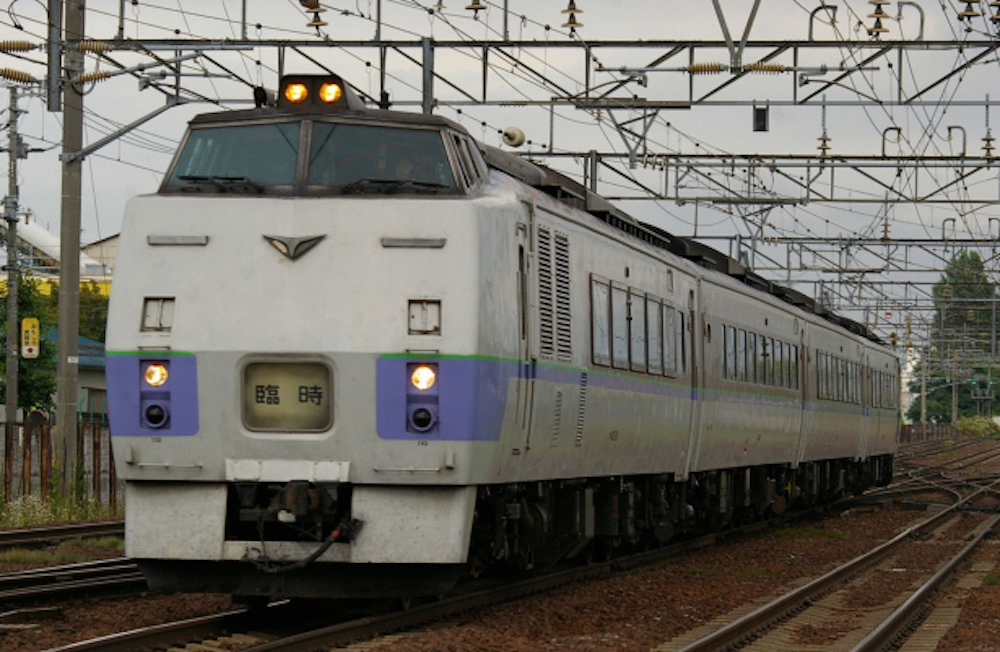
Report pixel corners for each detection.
[340,178,451,195]
[177,175,265,194]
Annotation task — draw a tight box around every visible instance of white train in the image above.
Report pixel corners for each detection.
[107,74,898,599]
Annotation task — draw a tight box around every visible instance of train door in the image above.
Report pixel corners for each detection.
[680,285,701,481]
[514,206,537,456]
[857,350,870,462]
[794,322,810,468]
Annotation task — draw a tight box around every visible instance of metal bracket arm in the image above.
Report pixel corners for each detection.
[59,97,180,163]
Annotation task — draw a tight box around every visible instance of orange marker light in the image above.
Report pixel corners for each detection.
[318,82,342,104]
[283,82,309,104]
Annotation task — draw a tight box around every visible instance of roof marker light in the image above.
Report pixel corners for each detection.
[284,82,309,104]
[318,82,343,104]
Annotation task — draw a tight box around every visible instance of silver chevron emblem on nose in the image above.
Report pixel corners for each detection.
[263,234,327,260]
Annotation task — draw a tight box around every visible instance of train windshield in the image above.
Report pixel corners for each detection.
[306,122,457,193]
[162,120,460,195]
[165,123,300,191]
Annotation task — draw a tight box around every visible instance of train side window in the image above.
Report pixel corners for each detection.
[630,290,647,372]
[758,336,768,385]
[647,297,663,375]
[774,340,784,387]
[676,310,686,373]
[784,343,792,389]
[824,353,831,398]
[791,345,799,390]
[458,137,484,184]
[765,338,775,385]
[724,325,736,380]
[590,277,611,367]
[816,352,824,398]
[662,306,676,375]
[449,134,475,188]
[747,332,757,384]
[737,329,747,382]
[611,284,629,369]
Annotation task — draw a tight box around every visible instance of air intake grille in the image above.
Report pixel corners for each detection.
[555,233,572,360]
[538,228,554,357]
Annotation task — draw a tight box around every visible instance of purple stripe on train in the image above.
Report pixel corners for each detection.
[107,354,200,437]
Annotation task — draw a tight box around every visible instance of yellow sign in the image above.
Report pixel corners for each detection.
[21,317,39,359]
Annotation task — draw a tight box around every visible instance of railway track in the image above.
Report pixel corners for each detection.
[46,502,850,652]
[34,444,1000,651]
[0,558,145,606]
[657,479,1000,652]
[0,521,124,550]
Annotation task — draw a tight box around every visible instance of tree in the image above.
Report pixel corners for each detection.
[907,250,999,422]
[0,272,57,413]
[41,280,109,343]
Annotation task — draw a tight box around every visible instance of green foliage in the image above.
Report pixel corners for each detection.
[985,568,998,586]
[0,272,57,412]
[42,280,108,343]
[0,536,123,566]
[956,416,1000,438]
[0,494,122,528]
[907,250,1000,423]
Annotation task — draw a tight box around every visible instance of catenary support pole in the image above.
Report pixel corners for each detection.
[5,87,19,470]
[56,0,84,497]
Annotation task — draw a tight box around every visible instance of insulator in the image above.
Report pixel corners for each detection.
[76,40,113,52]
[307,12,328,27]
[562,0,582,14]
[0,68,35,84]
[746,62,785,74]
[958,0,982,19]
[868,17,889,34]
[687,62,724,75]
[73,70,111,83]
[561,13,583,30]
[0,40,35,52]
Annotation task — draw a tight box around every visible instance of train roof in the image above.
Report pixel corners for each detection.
[187,106,468,133]
[482,145,888,347]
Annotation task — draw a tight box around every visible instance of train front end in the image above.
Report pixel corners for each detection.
[106,75,507,598]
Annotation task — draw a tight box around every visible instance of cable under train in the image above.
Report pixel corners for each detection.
[106,74,899,600]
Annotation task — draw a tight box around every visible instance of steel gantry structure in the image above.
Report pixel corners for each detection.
[1,0,999,454]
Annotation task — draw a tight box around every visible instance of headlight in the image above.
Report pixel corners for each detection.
[144,363,168,387]
[410,365,436,391]
[318,82,343,103]
[283,82,308,104]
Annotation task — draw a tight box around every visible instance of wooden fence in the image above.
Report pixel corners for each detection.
[1,417,120,508]
[899,423,960,443]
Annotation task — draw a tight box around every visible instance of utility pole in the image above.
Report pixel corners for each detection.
[4,87,19,494]
[55,0,83,496]
[920,346,927,432]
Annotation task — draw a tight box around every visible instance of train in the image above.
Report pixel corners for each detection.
[106,73,899,600]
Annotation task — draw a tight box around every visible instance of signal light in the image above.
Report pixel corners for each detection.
[283,82,309,104]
